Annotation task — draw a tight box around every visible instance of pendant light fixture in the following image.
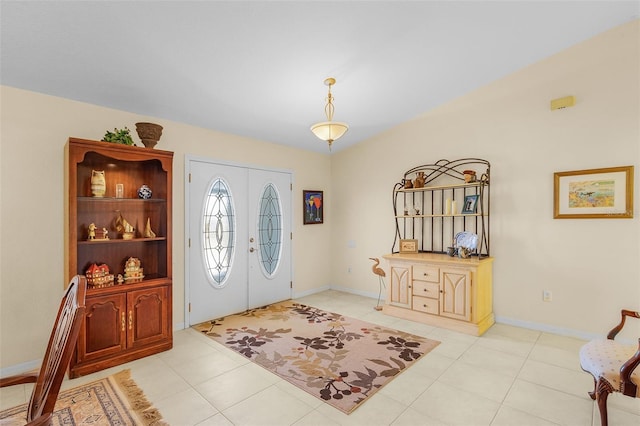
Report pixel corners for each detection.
[310,77,349,150]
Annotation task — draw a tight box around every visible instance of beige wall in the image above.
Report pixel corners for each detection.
[330,19,640,339]
[0,87,331,369]
[1,19,639,372]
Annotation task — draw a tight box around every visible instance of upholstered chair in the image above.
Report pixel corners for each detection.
[579,309,640,426]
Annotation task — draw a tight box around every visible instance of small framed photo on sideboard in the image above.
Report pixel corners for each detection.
[399,239,418,253]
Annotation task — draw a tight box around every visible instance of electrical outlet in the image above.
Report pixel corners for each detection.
[543,290,552,302]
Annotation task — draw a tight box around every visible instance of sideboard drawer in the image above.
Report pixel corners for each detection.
[413,296,439,315]
[413,265,439,283]
[412,281,440,299]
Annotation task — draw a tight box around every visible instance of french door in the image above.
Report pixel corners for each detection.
[187,158,292,325]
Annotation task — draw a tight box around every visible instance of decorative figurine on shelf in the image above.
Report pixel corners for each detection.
[403,178,413,189]
[87,223,109,241]
[90,170,106,197]
[458,247,471,259]
[143,217,156,238]
[369,258,387,311]
[85,263,115,288]
[414,172,425,188]
[123,257,144,282]
[138,184,152,199]
[87,223,96,240]
[115,211,135,239]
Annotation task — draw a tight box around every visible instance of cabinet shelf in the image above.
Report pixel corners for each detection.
[396,213,484,218]
[86,275,170,295]
[78,197,166,203]
[78,237,166,245]
[395,181,483,193]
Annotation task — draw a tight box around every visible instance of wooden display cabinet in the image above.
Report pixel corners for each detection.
[65,138,173,378]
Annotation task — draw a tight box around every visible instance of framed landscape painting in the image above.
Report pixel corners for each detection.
[303,190,323,224]
[554,166,634,219]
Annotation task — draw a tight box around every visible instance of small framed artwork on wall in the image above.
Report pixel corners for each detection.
[303,190,324,224]
[554,166,634,219]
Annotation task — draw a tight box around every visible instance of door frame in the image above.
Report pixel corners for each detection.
[184,155,294,327]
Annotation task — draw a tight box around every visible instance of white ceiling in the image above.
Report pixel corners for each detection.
[1,1,638,153]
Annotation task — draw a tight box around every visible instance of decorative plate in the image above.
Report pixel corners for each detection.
[454,231,478,250]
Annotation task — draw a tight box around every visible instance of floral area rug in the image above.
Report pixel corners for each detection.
[0,370,166,425]
[193,301,440,413]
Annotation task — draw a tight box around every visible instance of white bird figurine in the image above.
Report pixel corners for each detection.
[369,257,386,311]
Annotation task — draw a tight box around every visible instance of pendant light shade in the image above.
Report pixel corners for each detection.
[310,77,349,150]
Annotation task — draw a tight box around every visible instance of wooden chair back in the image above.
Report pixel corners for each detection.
[26,276,87,423]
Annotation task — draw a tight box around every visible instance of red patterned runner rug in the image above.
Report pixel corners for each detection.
[193,301,440,414]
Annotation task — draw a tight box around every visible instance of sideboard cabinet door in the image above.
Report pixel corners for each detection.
[78,293,127,362]
[128,285,171,349]
[389,265,411,309]
[440,269,471,321]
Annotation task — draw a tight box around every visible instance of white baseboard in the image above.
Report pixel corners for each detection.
[293,284,381,301]
[0,359,40,379]
[328,284,380,301]
[495,315,600,341]
[292,285,331,299]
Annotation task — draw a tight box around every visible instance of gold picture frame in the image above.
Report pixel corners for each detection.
[399,239,418,253]
[554,166,634,219]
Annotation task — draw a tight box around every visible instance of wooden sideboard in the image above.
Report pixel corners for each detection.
[382,253,494,336]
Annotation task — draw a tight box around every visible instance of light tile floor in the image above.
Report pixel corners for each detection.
[2,290,639,425]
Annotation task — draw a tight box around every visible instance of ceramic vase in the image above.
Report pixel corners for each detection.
[91,170,106,197]
[138,184,152,199]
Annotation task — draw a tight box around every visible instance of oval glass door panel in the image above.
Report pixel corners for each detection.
[202,178,235,287]
[257,183,282,277]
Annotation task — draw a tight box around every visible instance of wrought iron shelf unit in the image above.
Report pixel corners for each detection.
[392,158,490,257]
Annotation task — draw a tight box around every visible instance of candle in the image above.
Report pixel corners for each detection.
[445,198,452,215]
[451,200,458,215]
